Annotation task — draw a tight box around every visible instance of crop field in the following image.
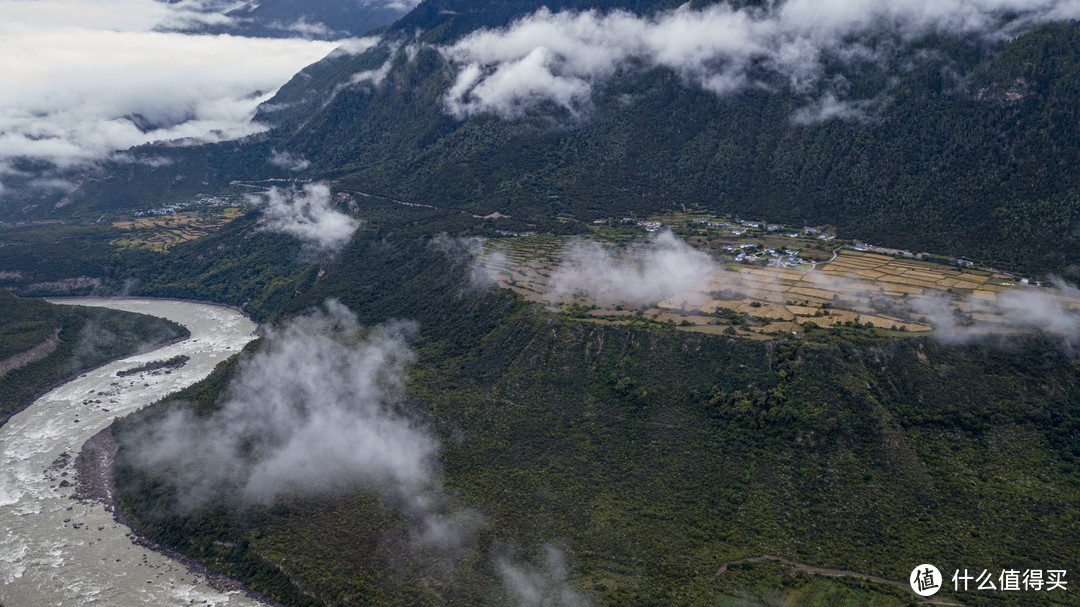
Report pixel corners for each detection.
[482,235,1078,338]
[111,208,244,251]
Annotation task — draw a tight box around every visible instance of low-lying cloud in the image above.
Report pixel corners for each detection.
[497,545,590,607]
[268,149,311,172]
[328,35,382,57]
[441,0,1080,120]
[429,233,509,289]
[0,0,338,196]
[253,183,360,250]
[132,302,429,510]
[548,230,717,306]
[130,300,589,601]
[913,280,1080,344]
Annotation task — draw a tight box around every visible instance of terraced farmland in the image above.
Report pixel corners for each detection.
[481,235,1078,339]
[111,208,244,252]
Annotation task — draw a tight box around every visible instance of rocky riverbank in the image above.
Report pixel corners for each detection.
[73,425,284,605]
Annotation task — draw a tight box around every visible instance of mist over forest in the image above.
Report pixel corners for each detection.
[2,0,1080,606]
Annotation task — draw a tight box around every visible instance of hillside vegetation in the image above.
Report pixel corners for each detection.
[112,233,1080,606]
[1,2,1078,604]
[19,9,1080,277]
[0,292,189,421]
[268,19,1080,275]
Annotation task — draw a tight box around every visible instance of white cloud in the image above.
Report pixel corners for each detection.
[497,545,591,607]
[268,149,311,172]
[131,302,432,510]
[790,92,883,125]
[329,35,382,58]
[441,0,1080,119]
[0,0,177,31]
[913,279,1080,344]
[270,17,336,38]
[351,59,396,86]
[253,183,361,250]
[429,233,509,289]
[381,0,422,11]
[548,230,717,306]
[0,0,337,182]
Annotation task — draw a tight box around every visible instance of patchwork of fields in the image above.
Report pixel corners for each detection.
[482,235,1078,338]
[111,208,243,251]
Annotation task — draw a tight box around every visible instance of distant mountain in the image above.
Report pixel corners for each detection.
[14,0,1080,276]
[160,0,415,39]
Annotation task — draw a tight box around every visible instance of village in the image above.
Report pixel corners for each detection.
[110,197,247,251]
[130,195,249,218]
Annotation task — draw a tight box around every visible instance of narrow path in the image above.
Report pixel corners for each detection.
[713,555,966,606]
[806,246,840,273]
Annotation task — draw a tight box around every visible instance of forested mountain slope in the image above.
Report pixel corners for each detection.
[262,16,1080,274]
[30,1,1080,276]
[4,2,1080,605]
[111,229,1080,606]
[0,292,188,422]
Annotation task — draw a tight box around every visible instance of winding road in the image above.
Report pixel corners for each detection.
[0,298,262,606]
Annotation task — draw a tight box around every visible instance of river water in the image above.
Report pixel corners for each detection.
[0,298,263,606]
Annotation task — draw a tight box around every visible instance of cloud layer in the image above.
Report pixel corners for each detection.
[497,545,590,607]
[0,0,338,194]
[441,0,1080,119]
[429,233,510,289]
[548,230,717,305]
[268,149,312,172]
[254,183,361,250]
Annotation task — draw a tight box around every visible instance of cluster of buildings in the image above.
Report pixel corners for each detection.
[688,216,835,240]
[801,227,836,240]
[130,196,242,217]
[594,213,1037,286]
[723,243,809,268]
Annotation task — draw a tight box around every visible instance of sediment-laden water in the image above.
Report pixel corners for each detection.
[0,298,261,606]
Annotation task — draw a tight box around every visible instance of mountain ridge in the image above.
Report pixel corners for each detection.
[5,3,1080,279]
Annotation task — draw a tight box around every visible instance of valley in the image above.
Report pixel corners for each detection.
[2,0,1080,605]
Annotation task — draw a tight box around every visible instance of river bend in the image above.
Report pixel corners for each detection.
[0,298,261,606]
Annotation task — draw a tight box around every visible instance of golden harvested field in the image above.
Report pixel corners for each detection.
[111,209,243,251]
[483,238,1074,338]
[877,275,941,288]
[882,284,925,295]
[786,286,836,300]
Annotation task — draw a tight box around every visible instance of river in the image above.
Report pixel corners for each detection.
[0,298,263,606]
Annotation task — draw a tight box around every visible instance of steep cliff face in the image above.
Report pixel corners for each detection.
[0,328,60,378]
